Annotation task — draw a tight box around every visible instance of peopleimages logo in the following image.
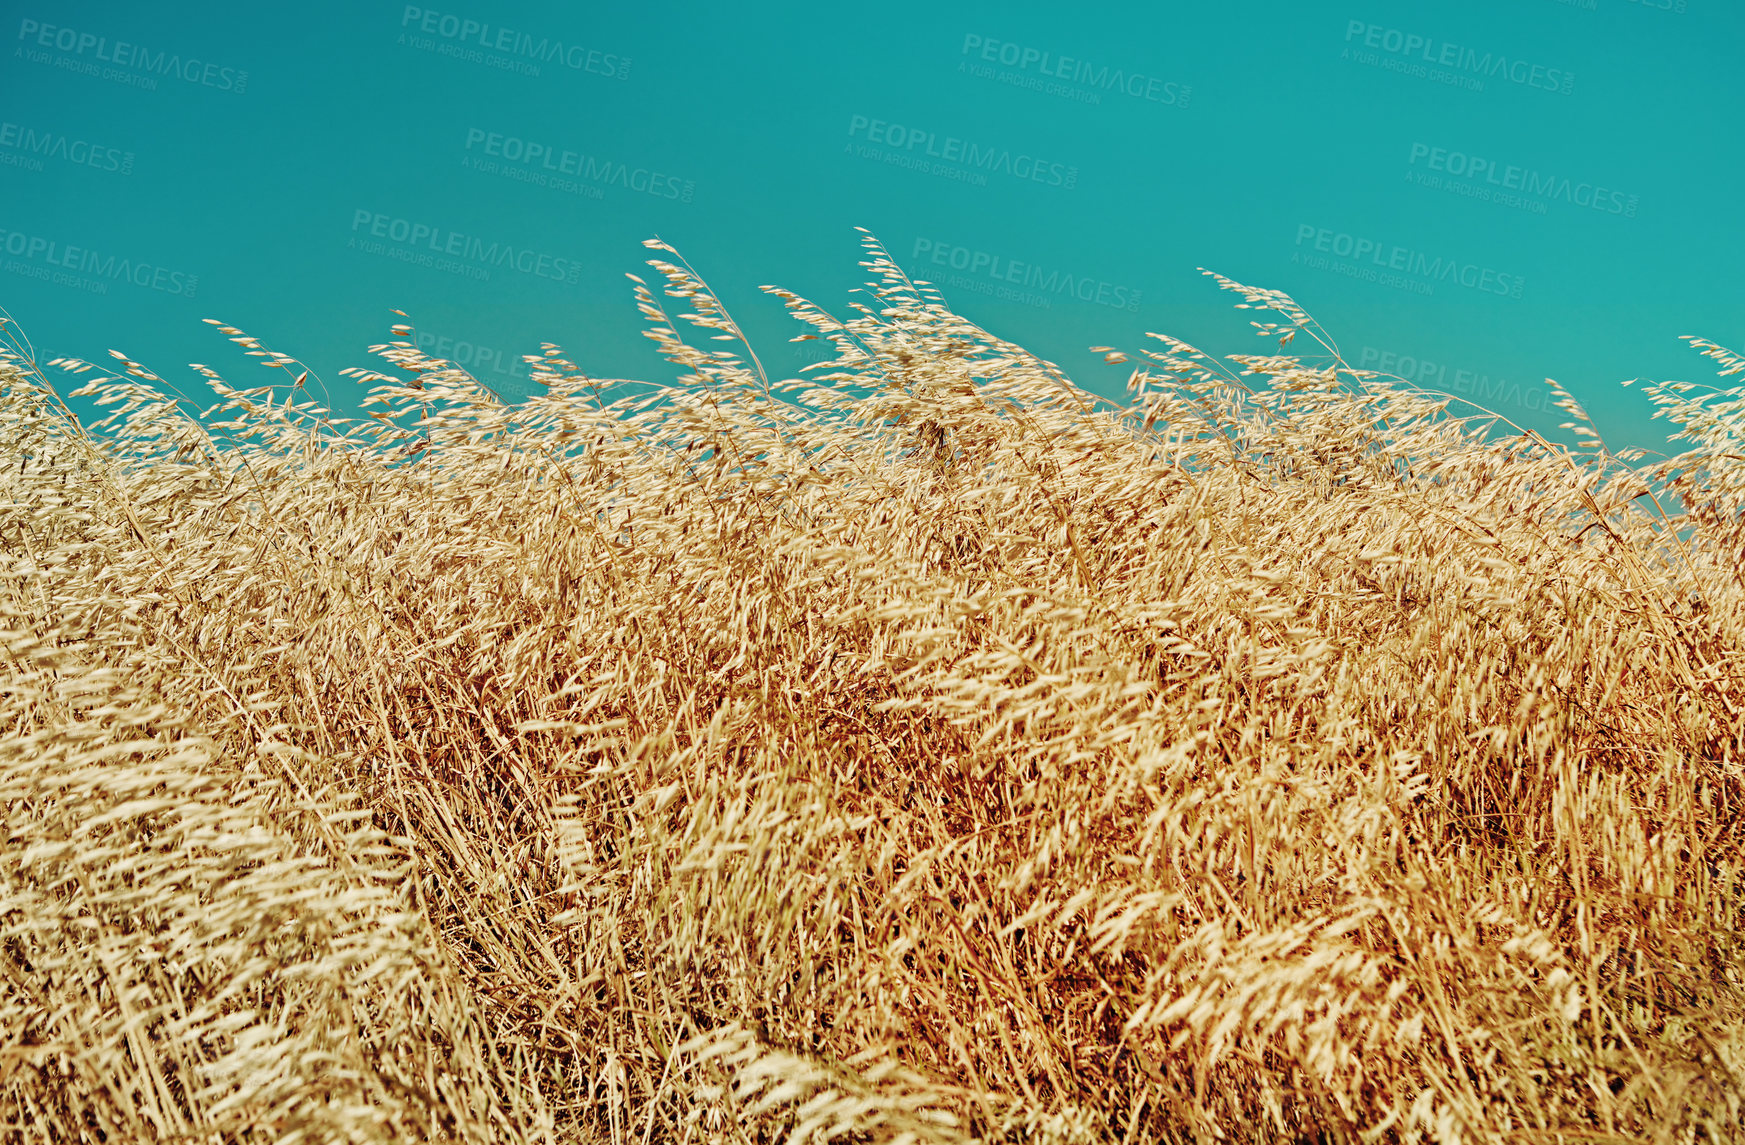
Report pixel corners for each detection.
[1342,21,1573,95]
[1407,143,1638,217]
[398,7,629,79]
[1294,224,1525,300]
[846,115,1077,189]
[1357,346,1553,415]
[0,226,198,297]
[411,330,540,398]
[958,33,1190,108]
[461,129,694,202]
[348,210,582,285]
[15,18,248,93]
[912,238,1142,313]
[0,121,133,175]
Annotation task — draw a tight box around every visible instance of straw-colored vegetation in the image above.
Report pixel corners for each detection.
[3,230,1743,1143]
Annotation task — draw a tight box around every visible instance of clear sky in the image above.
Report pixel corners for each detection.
[3,0,1739,465]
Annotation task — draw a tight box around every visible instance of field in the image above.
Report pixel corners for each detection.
[2,231,1743,1143]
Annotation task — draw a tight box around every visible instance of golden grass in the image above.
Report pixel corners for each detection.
[2,229,1743,1143]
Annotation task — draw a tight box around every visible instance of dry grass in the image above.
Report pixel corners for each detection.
[3,229,1743,1143]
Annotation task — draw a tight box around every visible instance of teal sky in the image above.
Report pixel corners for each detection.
[3,0,1740,465]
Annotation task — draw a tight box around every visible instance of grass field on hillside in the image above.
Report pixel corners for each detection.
[3,231,1743,1143]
